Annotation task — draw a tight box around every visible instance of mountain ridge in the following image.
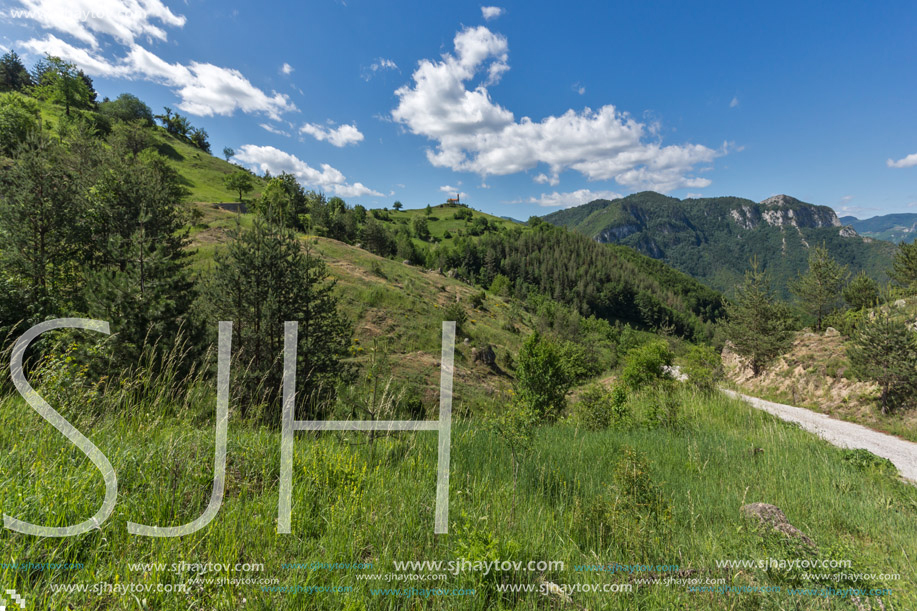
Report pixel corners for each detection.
[542,191,895,296]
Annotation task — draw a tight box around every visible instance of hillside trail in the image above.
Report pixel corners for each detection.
[722,389,917,483]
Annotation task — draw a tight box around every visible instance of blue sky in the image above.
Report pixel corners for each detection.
[2,0,916,219]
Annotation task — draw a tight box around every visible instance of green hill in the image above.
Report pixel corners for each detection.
[28,98,266,203]
[841,213,917,244]
[544,192,896,296]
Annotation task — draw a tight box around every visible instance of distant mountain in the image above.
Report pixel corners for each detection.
[840,213,917,244]
[543,192,896,297]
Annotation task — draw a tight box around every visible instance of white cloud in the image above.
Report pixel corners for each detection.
[20,35,297,119]
[888,153,917,168]
[730,96,739,108]
[573,82,585,95]
[439,185,468,199]
[259,123,291,137]
[281,62,294,75]
[12,0,185,47]
[392,25,718,193]
[513,189,622,208]
[21,34,132,77]
[534,173,558,186]
[233,144,382,198]
[481,6,504,20]
[361,57,398,81]
[300,122,364,147]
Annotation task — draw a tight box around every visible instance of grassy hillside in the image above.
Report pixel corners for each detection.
[544,192,897,297]
[32,99,266,203]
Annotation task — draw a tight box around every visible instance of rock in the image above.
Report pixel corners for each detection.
[895,299,907,308]
[463,337,471,345]
[824,327,839,337]
[402,260,412,266]
[473,344,496,366]
[741,503,815,547]
[447,269,457,278]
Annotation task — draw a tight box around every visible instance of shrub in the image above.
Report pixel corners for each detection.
[469,290,486,309]
[443,302,467,331]
[680,344,722,392]
[489,274,511,297]
[572,383,628,430]
[621,340,674,390]
[515,332,574,422]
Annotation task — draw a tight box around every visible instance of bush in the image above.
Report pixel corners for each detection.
[489,273,511,297]
[469,290,486,309]
[572,383,628,430]
[621,340,674,390]
[443,302,467,331]
[515,332,574,422]
[680,344,722,392]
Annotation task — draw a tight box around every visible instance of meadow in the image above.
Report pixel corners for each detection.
[1,354,914,610]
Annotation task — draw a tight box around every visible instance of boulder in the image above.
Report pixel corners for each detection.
[895,299,907,308]
[473,345,497,366]
[824,327,840,337]
[741,503,815,547]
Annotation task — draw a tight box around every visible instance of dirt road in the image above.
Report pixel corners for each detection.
[723,389,917,483]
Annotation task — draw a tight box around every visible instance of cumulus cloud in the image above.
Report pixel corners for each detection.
[439,185,468,199]
[281,62,294,75]
[573,82,585,95]
[362,57,398,81]
[888,153,917,168]
[11,0,185,47]
[513,189,622,208]
[233,144,382,198]
[300,122,364,147]
[14,1,296,120]
[20,35,297,119]
[392,25,718,193]
[481,6,504,20]
[259,123,292,137]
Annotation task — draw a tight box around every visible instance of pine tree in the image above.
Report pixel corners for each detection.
[0,51,33,92]
[83,148,196,363]
[848,307,917,413]
[207,219,352,419]
[790,244,848,331]
[724,258,794,375]
[843,271,880,311]
[0,132,87,323]
[890,241,917,295]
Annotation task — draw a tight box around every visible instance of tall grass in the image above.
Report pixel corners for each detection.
[0,354,914,609]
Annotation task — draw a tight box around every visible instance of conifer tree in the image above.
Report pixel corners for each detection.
[890,241,917,295]
[724,258,794,375]
[790,244,848,331]
[848,306,917,413]
[207,219,352,419]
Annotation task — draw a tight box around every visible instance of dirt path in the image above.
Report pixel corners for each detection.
[723,389,917,483]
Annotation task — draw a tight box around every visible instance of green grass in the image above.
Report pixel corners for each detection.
[1,375,914,610]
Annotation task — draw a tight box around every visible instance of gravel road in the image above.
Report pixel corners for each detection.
[723,389,917,483]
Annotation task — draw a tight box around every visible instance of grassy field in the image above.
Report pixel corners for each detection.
[1,365,914,610]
